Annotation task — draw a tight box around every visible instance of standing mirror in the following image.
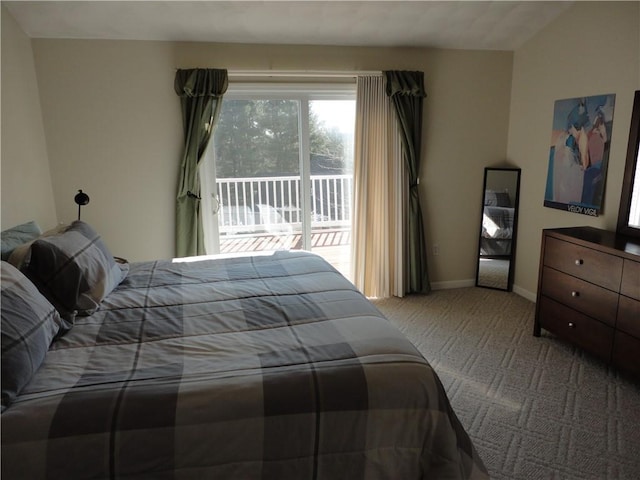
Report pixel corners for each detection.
[476,167,521,291]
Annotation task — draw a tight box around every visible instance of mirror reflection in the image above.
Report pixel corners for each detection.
[617,90,640,237]
[476,167,521,291]
[629,142,640,228]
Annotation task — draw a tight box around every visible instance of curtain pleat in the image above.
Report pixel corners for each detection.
[174,68,228,257]
[352,76,405,298]
[384,70,430,294]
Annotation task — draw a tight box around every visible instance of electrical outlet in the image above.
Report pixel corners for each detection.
[432,244,440,256]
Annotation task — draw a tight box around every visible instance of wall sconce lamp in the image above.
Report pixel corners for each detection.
[74,189,90,220]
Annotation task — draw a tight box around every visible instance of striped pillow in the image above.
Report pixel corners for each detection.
[1,261,61,411]
[1,221,41,261]
[22,221,129,322]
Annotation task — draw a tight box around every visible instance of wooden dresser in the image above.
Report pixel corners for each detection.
[534,227,640,376]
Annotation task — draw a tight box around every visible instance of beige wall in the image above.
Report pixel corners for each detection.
[31,39,182,261]
[507,1,640,298]
[30,38,514,273]
[11,3,635,297]
[1,8,57,230]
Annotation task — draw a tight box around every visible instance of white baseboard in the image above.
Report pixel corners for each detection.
[512,284,536,303]
[430,278,537,304]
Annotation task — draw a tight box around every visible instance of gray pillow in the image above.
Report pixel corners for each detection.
[7,223,69,270]
[22,221,129,322]
[495,192,512,207]
[1,261,61,411]
[484,190,512,207]
[1,221,41,261]
[484,190,498,206]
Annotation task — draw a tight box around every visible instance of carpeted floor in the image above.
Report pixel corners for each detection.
[372,287,640,480]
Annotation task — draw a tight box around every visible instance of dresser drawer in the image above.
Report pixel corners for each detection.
[612,331,640,377]
[540,266,619,326]
[617,295,640,338]
[621,259,640,300]
[538,296,613,362]
[543,237,623,291]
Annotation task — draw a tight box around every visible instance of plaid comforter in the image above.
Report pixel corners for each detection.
[482,206,514,240]
[2,250,487,479]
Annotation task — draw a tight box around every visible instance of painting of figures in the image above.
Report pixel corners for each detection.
[544,94,615,216]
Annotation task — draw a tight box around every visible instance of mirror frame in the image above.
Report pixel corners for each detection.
[475,167,521,292]
[616,90,640,238]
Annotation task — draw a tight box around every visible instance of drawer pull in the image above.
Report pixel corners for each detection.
[568,322,576,328]
[575,259,584,265]
[571,291,580,297]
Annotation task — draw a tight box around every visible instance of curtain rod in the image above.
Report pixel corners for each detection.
[228,69,382,78]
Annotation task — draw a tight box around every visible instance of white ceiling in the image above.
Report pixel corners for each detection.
[4,1,574,51]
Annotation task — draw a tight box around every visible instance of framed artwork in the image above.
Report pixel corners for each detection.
[544,94,616,216]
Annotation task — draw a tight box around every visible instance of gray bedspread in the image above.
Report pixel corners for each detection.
[482,206,514,240]
[1,250,487,479]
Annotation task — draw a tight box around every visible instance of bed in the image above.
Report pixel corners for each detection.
[481,190,514,257]
[1,220,488,479]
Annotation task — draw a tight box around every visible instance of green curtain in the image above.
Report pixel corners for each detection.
[384,71,430,294]
[174,68,228,257]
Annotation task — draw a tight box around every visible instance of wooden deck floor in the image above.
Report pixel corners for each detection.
[220,229,352,280]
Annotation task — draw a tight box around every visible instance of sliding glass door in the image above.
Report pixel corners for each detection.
[201,84,355,278]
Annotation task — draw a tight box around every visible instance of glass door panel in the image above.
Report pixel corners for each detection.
[212,99,302,254]
[309,100,355,279]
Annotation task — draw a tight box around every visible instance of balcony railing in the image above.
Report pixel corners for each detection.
[216,175,353,235]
